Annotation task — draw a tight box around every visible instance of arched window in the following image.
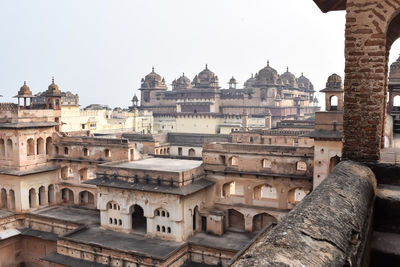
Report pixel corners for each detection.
[254,184,277,200]
[229,156,238,166]
[167,227,171,233]
[262,159,272,168]
[27,138,35,156]
[188,148,196,157]
[83,148,89,157]
[157,225,160,232]
[105,149,111,158]
[79,168,88,181]
[162,226,166,232]
[329,95,338,111]
[296,161,307,171]
[64,147,69,155]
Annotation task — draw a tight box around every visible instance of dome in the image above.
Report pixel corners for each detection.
[297,73,314,91]
[140,67,167,90]
[17,81,32,97]
[320,73,343,92]
[280,67,298,87]
[326,73,342,88]
[173,73,192,90]
[45,77,62,96]
[389,55,400,80]
[228,76,237,89]
[256,61,279,85]
[192,64,219,89]
[244,74,256,89]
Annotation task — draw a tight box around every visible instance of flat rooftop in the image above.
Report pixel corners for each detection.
[34,206,100,226]
[189,231,256,251]
[0,209,15,219]
[64,227,185,260]
[108,157,202,172]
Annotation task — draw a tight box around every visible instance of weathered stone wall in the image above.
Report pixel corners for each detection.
[231,161,376,266]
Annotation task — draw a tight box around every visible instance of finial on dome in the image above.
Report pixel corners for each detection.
[205,64,208,70]
[183,72,185,77]
[152,66,154,72]
[267,60,269,67]
[301,72,304,76]
[286,67,289,72]
[52,77,55,84]
[24,81,26,86]
[251,73,253,78]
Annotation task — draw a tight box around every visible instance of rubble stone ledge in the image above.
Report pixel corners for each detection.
[231,160,376,267]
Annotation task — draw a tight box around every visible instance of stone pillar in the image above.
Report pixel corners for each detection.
[242,110,248,130]
[277,185,288,209]
[342,0,400,161]
[265,109,272,129]
[244,214,253,232]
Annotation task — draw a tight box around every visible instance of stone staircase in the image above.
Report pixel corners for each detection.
[391,107,400,134]
[370,165,400,266]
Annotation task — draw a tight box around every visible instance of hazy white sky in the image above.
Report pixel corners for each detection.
[0,0,399,108]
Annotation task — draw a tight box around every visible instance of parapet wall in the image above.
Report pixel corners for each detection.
[231,161,376,266]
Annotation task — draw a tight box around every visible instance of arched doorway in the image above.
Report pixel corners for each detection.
[61,188,74,204]
[328,155,341,174]
[79,191,95,206]
[1,189,7,209]
[48,185,55,204]
[29,188,36,209]
[0,139,5,157]
[228,209,245,232]
[188,148,196,157]
[38,186,46,206]
[193,206,201,232]
[9,190,15,210]
[252,213,277,232]
[46,137,53,155]
[131,204,146,234]
[36,138,44,155]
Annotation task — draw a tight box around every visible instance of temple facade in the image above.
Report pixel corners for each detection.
[138,63,320,134]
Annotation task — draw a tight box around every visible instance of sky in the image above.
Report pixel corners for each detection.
[0,0,399,108]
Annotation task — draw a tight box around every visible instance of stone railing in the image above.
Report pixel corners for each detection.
[231,161,376,266]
